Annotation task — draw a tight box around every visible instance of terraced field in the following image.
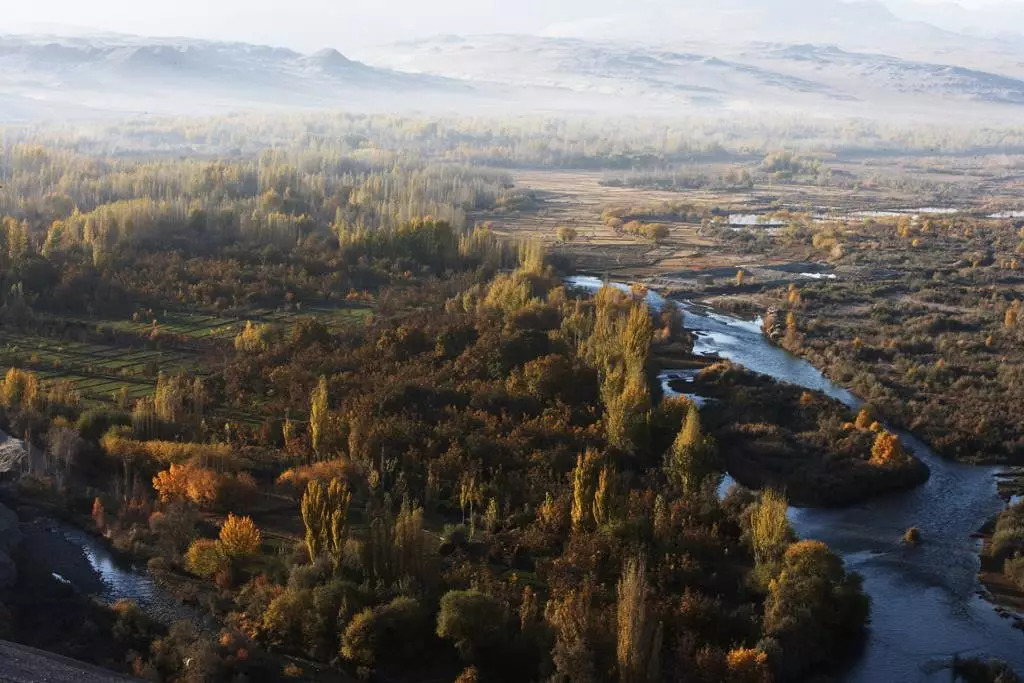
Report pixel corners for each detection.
[0,303,372,407]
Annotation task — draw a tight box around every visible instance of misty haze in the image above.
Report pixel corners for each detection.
[0,2,1024,683]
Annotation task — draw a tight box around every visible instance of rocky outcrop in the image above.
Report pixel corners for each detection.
[0,639,134,682]
[0,503,22,590]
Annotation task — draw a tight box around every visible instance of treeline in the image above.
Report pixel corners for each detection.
[10,112,1024,171]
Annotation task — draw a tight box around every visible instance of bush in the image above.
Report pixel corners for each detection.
[185,539,227,578]
[1005,555,1024,591]
[436,589,510,663]
[341,597,428,668]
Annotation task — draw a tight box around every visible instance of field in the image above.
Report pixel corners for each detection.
[479,160,1024,285]
[0,304,372,408]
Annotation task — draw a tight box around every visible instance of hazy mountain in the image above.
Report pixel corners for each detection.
[365,34,1024,117]
[886,0,1024,39]
[4,28,1024,123]
[538,0,971,54]
[0,33,474,119]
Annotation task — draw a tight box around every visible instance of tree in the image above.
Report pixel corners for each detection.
[341,597,427,668]
[725,648,772,683]
[783,311,801,349]
[310,375,329,458]
[764,540,869,679]
[571,450,599,531]
[616,557,661,683]
[854,407,874,430]
[300,477,351,563]
[46,420,81,487]
[665,401,720,494]
[1006,300,1021,330]
[392,499,429,583]
[547,583,599,683]
[1,368,38,410]
[185,539,226,578]
[592,466,614,527]
[436,589,509,663]
[152,461,221,508]
[219,514,261,559]
[870,431,904,466]
[91,497,106,530]
[750,489,793,569]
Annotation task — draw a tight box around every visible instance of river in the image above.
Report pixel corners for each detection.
[29,518,204,628]
[569,276,1024,681]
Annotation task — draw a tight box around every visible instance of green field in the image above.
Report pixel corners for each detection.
[0,303,372,407]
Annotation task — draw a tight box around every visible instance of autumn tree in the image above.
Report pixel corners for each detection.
[750,489,793,571]
[1006,300,1021,330]
[1,368,38,411]
[764,540,869,679]
[725,648,772,683]
[300,477,351,563]
[870,431,905,466]
[664,402,719,494]
[152,461,221,508]
[309,375,329,459]
[571,450,600,531]
[616,557,661,683]
[392,498,429,584]
[219,514,262,559]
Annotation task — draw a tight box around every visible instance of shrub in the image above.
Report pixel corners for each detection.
[1004,556,1024,591]
[185,539,227,578]
[436,589,509,662]
[341,597,427,668]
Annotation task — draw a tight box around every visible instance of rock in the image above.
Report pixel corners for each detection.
[0,551,14,589]
[0,504,22,551]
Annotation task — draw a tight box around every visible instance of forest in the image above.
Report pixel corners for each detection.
[0,112,1021,683]
[0,119,895,683]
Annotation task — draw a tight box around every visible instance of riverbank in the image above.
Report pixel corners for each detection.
[585,274,1024,679]
[977,527,1024,629]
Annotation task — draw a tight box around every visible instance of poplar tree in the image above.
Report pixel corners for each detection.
[310,375,329,459]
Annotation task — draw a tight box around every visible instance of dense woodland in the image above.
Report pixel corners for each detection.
[0,126,889,683]
[1,111,1024,682]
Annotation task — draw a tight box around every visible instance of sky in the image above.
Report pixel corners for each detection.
[5,0,1024,51]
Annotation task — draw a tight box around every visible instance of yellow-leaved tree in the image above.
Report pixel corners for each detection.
[219,513,262,558]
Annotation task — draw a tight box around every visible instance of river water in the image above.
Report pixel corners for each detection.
[49,521,203,627]
[568,276,1024,681]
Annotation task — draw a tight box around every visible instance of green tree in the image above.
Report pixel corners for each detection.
[341,597,427,668]
[664,402,719,494]
[436,589,509,663]
[764,540,869,679]
[310,375,329,458]
[750,489,794,570]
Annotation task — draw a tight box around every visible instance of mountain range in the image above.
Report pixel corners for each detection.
[4,4,1024,124]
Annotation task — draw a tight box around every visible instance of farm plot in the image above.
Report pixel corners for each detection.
[0,329,204,405]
